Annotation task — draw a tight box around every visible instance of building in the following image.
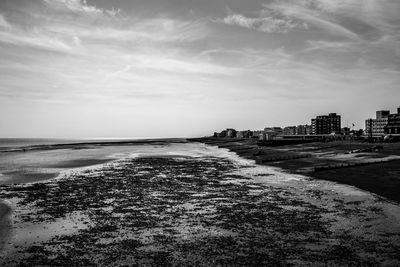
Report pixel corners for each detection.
[217,130,227,138]
[365,110,390,136]
[264,127,283,135]
[279,125,312,136]
[283,126,296,135]
[377,110,390,119]
[226,128,237,138]
[296,125,312,135]
[236,130,252,139]
[311,113,341,135]
[251,130,264,139]
[262,127,283,140]
[385,108,400,135]
[214,128,237,138]
[259,132,277,141]
[341,127,350,135]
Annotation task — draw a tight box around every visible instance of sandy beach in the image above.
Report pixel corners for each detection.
[0,141,400,266]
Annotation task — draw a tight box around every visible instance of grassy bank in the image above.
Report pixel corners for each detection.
[191,137,400,203]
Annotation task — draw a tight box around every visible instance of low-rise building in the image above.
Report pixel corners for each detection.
[217,130,227,138]
[341,127,350,135]
[262,127,282,140]
[226,128,237,138]
[296,125,312,135]
[283,126,296,135]
[259,132,277,141]
[236,130,252,139]
[236,131,244,138]
[214,128,238,138]
[264,127,283,135]
[251,130,264,139]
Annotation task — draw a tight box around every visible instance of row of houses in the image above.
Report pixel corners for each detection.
[214,107,400,140]
[365,107,400,136]
[213,107,400,140]
[283,125,312,135]
[214,112,345,140]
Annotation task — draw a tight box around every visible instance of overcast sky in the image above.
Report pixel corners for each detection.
[1,0,400,138]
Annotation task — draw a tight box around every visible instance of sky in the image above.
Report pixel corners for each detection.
[0,0,400,138]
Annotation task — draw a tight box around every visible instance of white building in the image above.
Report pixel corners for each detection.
[365,110,390,136]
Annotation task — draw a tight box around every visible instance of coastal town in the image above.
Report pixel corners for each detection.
[189,106,400,207]
[213,107,400,142]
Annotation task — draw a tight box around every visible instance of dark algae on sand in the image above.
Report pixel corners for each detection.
[1,152,400,266]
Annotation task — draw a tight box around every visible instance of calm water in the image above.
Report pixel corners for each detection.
[0,138,157,152]
[0,138,178,184]
[0,138,82,151]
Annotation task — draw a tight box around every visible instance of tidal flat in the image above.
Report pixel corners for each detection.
[1,143,400,266]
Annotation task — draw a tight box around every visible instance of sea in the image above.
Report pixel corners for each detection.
[0,138,88,151]
[0,138,180,184]
[0,138,158,152]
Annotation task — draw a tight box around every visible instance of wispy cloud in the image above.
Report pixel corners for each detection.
[261,0,400,42]
[43,18,208,44]
[217,13,307,33]
[0,14,11,29]
[0,29,73,52]
[262,1,361,40]
[303,40,354,53]
[0,1,208,55]
[216,0,388,41]
[43,0,120,17]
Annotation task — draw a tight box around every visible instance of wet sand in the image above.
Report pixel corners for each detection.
[0,159,114,185]
[1,143,400,266]
[0,142,185,185]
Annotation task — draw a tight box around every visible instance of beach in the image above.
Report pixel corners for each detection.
[1,140,400,265]
[194,138,400,203]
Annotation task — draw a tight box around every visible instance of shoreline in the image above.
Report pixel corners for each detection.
[190,137,400,203]
[3,136,400,203]
[0,138,187,153]
[0,139,187,185]
[1,142,400,265]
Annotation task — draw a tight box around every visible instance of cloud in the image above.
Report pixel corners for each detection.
[0,14,11,29]
[218,13,307,33]
[0,2,208,56]
[262,1,361,40]
[36,17,209,50]
[42,0,120,17]
[261,0,400,42]
[304,40,354,52]
[133,55,235,75]
[0,30,72,52]
[216,0,395,41]
[200,48,292,70]
[73,36,81,46]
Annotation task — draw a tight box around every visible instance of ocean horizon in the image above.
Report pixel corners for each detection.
[0,137,188,151]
